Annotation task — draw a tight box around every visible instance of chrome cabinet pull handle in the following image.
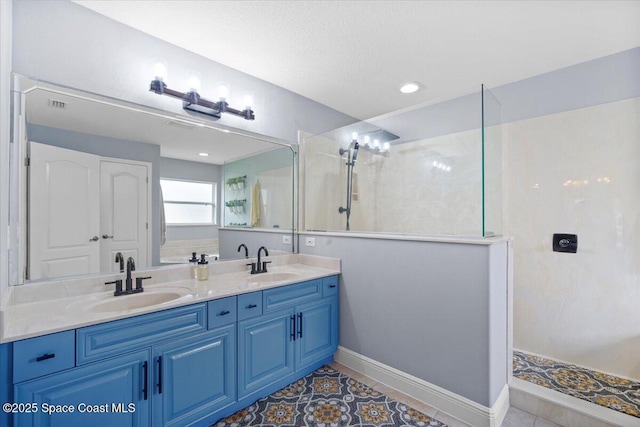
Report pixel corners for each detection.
[102,234,114,239]
[89,236,99,242]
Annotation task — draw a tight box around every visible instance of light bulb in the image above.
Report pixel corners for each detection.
[351,132,358,142]
[198,152,209,157]
[373,139,380,150]
[218,83,230,101]
[187,73,201,93]
[363,135,371,147]
[244,93,254,110]
[382,142,390,152]
[153,60,168,82]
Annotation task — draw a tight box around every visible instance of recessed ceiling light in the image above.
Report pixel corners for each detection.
[198,152,209,157]
[400,82,423,94]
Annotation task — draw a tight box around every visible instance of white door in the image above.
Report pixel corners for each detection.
[29,142,101,280]
[100,161,150,272]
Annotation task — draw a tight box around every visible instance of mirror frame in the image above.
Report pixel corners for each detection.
[9,74,298,285]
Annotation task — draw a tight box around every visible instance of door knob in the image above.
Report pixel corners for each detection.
[89,236,99,242]
[102,234,114,239]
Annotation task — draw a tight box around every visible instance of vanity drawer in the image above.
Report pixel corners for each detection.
[237,291,262,321]
[77,303,207,365]
[208,296,237,329]
[263,280,323,312]
[13,330,75,383]
[322,276,338,297]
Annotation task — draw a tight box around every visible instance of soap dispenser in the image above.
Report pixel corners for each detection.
[188,252,198,279]
[196,254,209,281]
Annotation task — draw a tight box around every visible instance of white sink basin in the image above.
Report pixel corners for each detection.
[88,291,185,312]
[247,272,300,283]
[67,286,192,314]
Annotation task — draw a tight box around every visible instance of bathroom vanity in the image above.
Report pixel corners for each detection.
[0,255,340,427]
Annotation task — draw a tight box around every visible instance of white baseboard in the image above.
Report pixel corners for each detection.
[335,346,509,427]
[510,378,640,427]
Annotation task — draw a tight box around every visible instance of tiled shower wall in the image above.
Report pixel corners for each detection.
[304,129,486,236]
[506,96,640,380]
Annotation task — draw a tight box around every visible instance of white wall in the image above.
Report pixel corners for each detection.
[506,96,640,379]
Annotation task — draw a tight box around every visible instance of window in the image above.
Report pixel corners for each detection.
[160,179,217,225]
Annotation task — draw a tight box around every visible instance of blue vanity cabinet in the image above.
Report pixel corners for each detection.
[152,325,236,427]
[238,276,339,401]
[13,349,150,427]
[7,275,339,427]
[295,296,338,369]
[237,308,296,400]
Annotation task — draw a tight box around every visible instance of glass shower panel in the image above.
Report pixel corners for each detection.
[482,85,503,237]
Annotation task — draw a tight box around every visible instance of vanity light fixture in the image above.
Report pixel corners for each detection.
[149,63,255,121]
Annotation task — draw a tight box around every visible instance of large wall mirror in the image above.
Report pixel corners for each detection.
[9,75,296,285]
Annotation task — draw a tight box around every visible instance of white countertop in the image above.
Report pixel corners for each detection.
[0,254,341,343]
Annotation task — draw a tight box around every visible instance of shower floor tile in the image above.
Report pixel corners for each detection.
[513,350,640,419]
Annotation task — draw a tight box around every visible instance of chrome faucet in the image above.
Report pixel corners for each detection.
[115,252,124,273]
[237,243,249,258]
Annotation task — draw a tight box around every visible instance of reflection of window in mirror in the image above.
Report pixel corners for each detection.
[160,179,217,225]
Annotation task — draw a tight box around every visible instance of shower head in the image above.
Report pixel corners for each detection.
[351,142,360,163]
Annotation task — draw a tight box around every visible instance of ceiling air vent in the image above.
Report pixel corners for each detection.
[47,99,67,110]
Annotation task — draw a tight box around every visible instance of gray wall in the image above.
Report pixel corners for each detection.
[300,234,508,407]
[11,0,357,143]
[27,124,162,265]
[160,157,223,241]
[218,228,294,261]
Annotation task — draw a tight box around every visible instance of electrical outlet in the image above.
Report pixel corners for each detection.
[305,237,316,247]
[282,235,291,245]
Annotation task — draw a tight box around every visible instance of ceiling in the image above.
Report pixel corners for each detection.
[73,0,640,120]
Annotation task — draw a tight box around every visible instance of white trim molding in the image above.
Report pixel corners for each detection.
[510,378,640,427]
[335,346,509,427]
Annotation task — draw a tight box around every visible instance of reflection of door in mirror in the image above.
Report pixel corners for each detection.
[28,142,150,280]
[100,161,149,273]
[29,142,100,279]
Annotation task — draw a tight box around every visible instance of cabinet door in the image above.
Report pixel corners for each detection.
[153,326,236,427]
[14,349,150,427]
[238,308,295,399]
[295,296,338,369]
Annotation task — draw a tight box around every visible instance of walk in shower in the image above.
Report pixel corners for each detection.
[303,85,502,238]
